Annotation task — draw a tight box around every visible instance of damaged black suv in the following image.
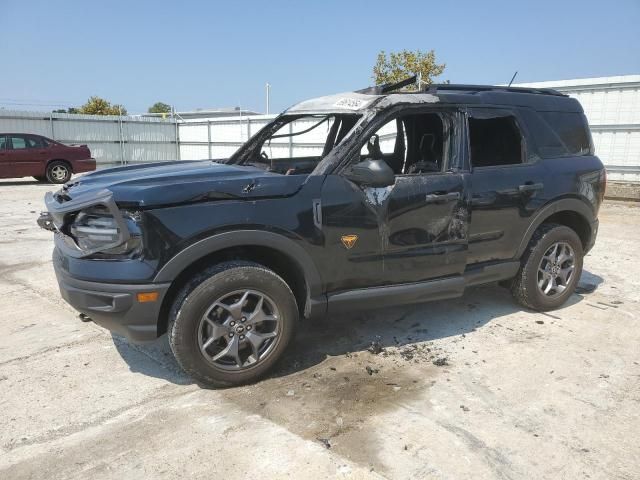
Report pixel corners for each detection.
[39,79,605,387]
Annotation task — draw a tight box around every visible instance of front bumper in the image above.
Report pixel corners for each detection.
[53,251,170,342]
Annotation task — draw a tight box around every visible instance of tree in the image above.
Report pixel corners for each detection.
[147,102,172,114]
[78,96,127,116]
[373,49,445,90]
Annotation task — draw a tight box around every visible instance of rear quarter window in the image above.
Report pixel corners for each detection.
[521,109,593,158]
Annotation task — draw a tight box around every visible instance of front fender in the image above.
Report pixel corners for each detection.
[153,229,323,298]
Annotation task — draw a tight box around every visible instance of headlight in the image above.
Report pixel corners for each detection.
[69,207,142,256]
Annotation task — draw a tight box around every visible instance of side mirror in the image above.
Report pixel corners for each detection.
[344,159,395,188]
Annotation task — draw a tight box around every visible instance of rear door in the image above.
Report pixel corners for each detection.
[466,108,548,264]
[7,135,44,177]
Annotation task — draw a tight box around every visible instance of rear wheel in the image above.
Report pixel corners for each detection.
[168,261,298,387]
[46,161,72,184]
[511,223,583,311]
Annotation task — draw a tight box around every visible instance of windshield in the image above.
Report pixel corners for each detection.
[230,113,361,175]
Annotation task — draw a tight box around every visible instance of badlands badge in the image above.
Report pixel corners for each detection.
[341,234,358,249]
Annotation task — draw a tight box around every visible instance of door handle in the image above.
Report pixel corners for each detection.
[518,182,544,193]
[425,191,461,204]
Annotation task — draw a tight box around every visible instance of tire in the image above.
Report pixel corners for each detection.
[168,261,298,387]
[46,161,72,184]
[511,223,583,311]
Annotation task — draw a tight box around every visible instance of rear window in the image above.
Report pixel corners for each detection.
[522,110,592,158]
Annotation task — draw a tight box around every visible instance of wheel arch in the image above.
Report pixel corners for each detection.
[154,230,325,335]
[46,158,73,172]
[516,198,595,258]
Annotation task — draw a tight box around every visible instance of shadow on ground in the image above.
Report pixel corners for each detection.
[112,271,602,386]
[0,180,48,187]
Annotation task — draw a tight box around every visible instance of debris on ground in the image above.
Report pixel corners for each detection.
[460,405,470,412]
[536,320,545,324]
[365,366,379,375]
[317,438,331,449]
[367,336,385,355]
[286,390,295,396]
[433,357,449,367]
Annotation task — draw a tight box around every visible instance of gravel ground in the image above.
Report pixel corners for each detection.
[0,178,638,480]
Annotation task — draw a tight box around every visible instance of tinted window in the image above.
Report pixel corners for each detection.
[519,109,566,157]
[10,136,28,149]
[469,113,523,167]
[27,136,45,148]
[0,136,7,150]
[540,112,592,156]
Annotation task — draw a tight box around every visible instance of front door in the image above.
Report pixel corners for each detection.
[380,172,468,284]
[320,108,469,292]
[0,135,10,178]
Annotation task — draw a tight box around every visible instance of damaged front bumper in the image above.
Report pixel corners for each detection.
[52,248,170,342]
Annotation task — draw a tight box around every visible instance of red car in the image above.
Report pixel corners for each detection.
[0,133,95,184]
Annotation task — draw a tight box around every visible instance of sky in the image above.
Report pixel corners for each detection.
[1,0,639,114]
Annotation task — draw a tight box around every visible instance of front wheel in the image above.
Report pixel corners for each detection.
[168,261,298,387]
[511,223,583,311]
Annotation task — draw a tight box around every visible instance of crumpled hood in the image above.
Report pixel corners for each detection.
[60,160,307,208]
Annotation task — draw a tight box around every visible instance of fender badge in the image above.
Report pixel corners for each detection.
[341,234,358,249]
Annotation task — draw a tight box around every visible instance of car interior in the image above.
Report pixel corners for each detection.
[360,113,448,175]
[249,114,361,175]
[243,112,451,177]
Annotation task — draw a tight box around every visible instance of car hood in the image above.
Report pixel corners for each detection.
[60,160,307,208]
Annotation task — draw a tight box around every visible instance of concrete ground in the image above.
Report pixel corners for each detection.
[0,178,638,480]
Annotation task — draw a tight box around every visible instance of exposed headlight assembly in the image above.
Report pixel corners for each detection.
[70,208,142,256]
[42,189,143,258]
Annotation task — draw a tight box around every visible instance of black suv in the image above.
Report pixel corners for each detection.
[39,80,605,387]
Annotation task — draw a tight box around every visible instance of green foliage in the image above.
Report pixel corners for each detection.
[373,49,445,90]
[78,96,127,116]
[148,102,172,114]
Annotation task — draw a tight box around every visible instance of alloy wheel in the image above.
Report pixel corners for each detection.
[537,241,575,298]
[197,289,281,370]
[51,165,69,181]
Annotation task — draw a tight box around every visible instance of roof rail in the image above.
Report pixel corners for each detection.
[424,83,566,97]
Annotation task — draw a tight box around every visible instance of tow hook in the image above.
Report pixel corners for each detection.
[37,211,55,231]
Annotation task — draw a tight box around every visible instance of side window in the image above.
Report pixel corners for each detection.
[0,136,6,150]
[27,136,45,148]
[360,119,398,157]
[539,112,592,156]
[360,112,446,175]
[468,110,524,168]
[9,136,28,150]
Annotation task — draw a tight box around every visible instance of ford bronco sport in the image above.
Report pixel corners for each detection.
[38,79,605,387]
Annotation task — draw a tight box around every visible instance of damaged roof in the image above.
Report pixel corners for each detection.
[287,83,582,114]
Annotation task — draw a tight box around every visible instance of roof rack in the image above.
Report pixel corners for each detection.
[424,83,566,97]
[356,75,418,95]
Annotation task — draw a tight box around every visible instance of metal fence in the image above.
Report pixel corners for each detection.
[514,75,640,182]
[0,110,178,166]
[2,75,639,182]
